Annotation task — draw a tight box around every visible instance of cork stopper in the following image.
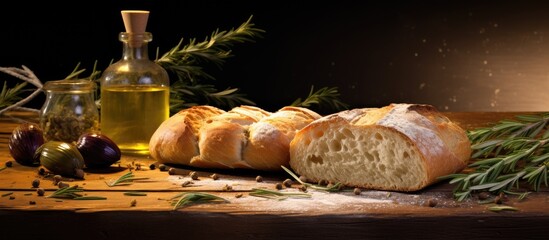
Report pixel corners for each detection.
[121,10,149,34]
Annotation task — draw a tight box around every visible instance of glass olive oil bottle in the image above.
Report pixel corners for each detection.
[100,10,169,156]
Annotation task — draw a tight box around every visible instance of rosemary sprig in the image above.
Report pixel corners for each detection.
[170,192,228,210]
[440,113,549,201]
[46,185,106,200]
[0,81,28,109]
[105,171,150,187]
[168,82,255,112]
[291,85,349,112]
[281,165,343,192]
[156,15,264,82]
[249,188,311,201]
[0,66,44,115]
[157,15,264,113]
[46,185,84,199]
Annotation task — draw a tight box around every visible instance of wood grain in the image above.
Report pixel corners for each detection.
[0,110,547,240]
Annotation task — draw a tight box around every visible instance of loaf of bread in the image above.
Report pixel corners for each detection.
[289,103,471,191]
[149,105,321,171]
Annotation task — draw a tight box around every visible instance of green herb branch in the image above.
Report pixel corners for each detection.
[281,165,343,192]
[0,66,43,116]
[249,188,311,200]
[156,15,265,113]
[105,171,150,187]
[440,113,549,201]
[46,185,106,200]
[291,85,349,111]
[170,192,228,210]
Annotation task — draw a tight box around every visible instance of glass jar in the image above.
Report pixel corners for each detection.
[39,79,99,143]
[99,32,170,156]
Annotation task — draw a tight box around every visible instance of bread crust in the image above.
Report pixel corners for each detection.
[149,105,321,171]
[289,103,471,191]
[148,105,225,165]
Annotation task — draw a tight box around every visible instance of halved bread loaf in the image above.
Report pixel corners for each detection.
[289,103,471,191]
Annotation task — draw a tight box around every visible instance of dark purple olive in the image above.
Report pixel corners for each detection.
[76,132,121,168]
[8,122,45,166]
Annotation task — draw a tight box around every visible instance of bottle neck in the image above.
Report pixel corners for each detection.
[119,32,152,60]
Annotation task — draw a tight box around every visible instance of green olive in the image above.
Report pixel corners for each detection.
[35,141,85,179]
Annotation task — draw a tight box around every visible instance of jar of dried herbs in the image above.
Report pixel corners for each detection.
[39,79,99,143]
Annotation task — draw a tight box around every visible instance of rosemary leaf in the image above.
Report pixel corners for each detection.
[290,85,349,112]
[170,192,228,210]
[46,185,84,199]
[1,192,13,197]
[124,192,148,196]
[502,190,531,201]
[73,196,107,200]
[0,81,28,109]
[487,205,519,212]
[281,165,343,192]
[105,171,150,187]
[249,188,311,201]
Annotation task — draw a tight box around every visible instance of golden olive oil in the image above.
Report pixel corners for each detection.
[100,85,169,155]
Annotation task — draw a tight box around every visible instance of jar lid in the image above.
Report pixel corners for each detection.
[43,80,96,93]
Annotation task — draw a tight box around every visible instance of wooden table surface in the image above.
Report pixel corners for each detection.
[0,111,547,240]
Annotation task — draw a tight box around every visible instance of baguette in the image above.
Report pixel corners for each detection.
[149,105,321,171]
[288,103,471,191]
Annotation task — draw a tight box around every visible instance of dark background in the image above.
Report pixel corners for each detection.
[2,0,549,114]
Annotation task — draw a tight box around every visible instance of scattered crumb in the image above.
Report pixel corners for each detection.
[222,184,233,191]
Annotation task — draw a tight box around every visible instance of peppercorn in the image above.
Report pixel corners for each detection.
[57,181,69,188]
[5,161,13,167]
[29,200,36,205]
[299,185,308,192]
[210,173,219,180]
[130,199,137,207]
[282,179,293,187]
[53,175,62,185]
[158,164,168,171]
[36,188,45,196]
[425,198,438,207]
[299,175,308,183]
[353,188,362,195]
[168,168,176,175]
[149,163,156,170]
[255,175,263,182]
[181,180,193,187]
[318,179,328,186]
[235,193,243,198]
[31,179,40,188]
[478,192,491,200]
[275,182,283,190]
[38,167,46,175]
[189,171,199,180]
